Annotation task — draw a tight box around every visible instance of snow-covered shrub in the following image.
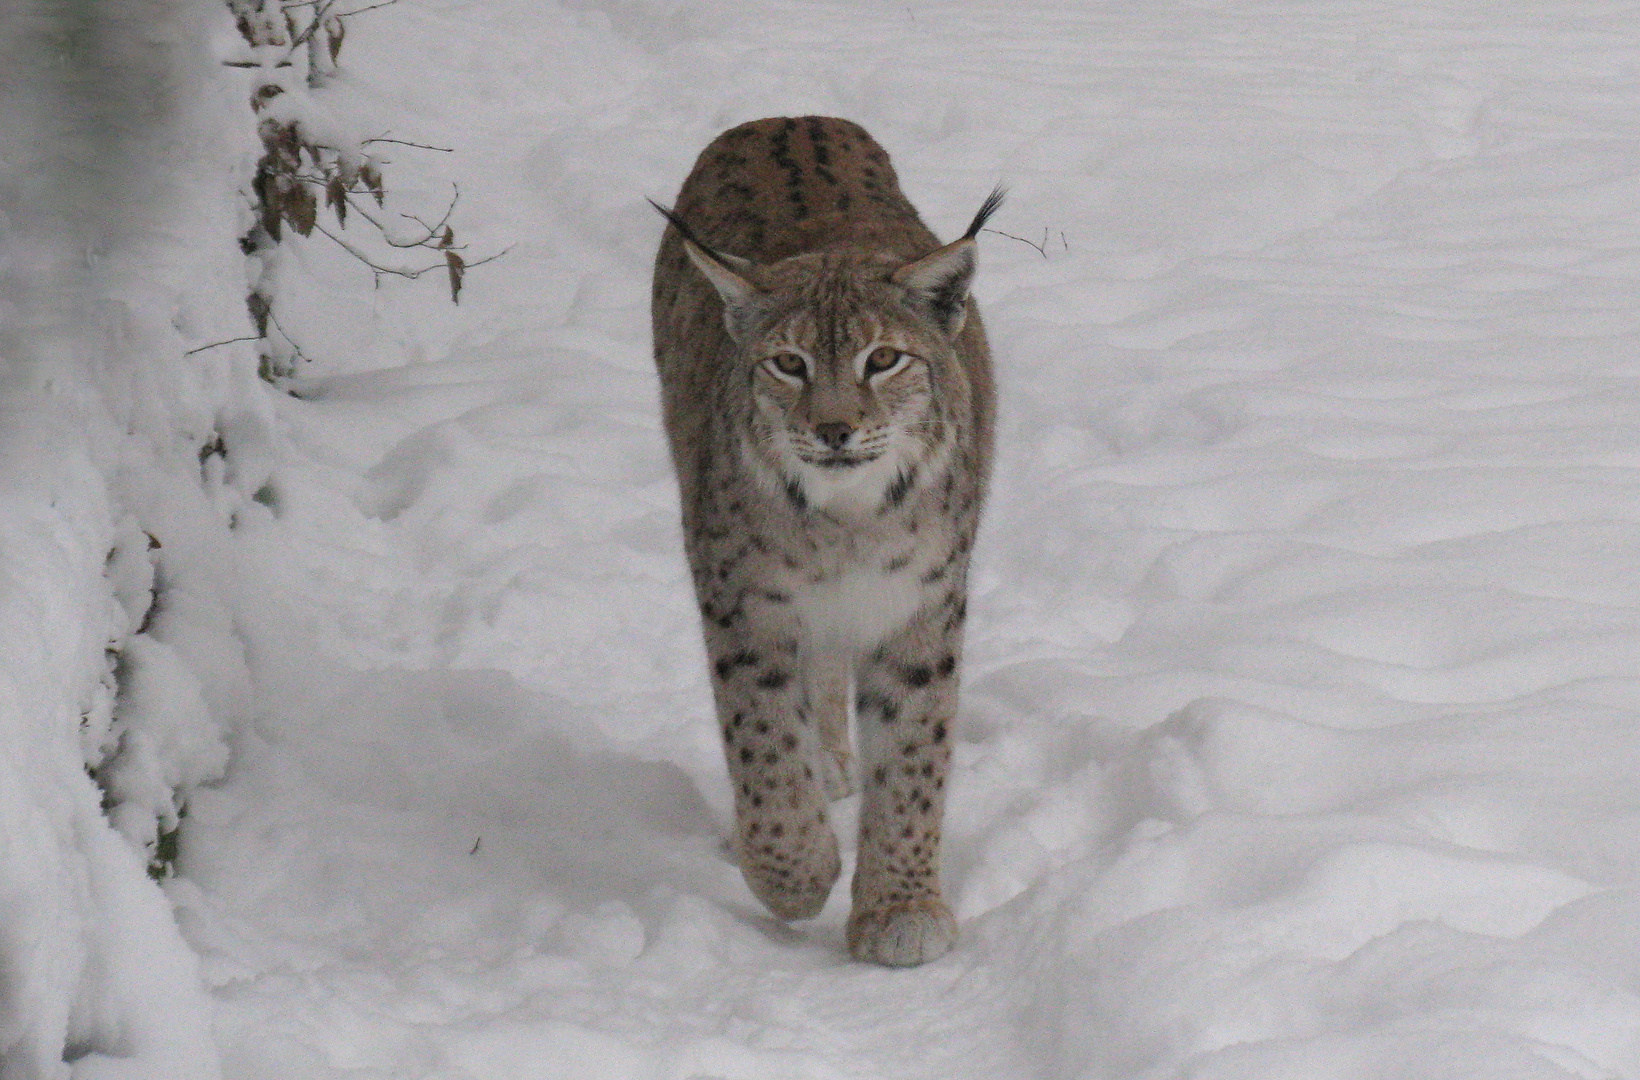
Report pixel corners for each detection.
[228,0,500,381]
[0,0,270,1071]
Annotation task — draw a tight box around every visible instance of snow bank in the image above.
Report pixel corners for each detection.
[0,0,264,1074]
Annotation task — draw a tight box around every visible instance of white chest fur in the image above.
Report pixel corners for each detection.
[792,563,925,653]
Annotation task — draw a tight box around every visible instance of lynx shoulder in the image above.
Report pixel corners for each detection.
[650,116,999,967]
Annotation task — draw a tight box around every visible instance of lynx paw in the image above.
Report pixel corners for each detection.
[746,864,838,920]
[740,827,840,920]
[846,898,956,967]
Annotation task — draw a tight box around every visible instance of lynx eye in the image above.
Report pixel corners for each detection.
[863,346,907,378]
[765,352,809,380]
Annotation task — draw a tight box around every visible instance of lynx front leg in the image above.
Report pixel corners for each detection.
[708,629,841,920]
[805,652,855,800]
[847,612,963,967]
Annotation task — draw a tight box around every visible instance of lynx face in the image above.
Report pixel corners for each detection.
[675,237,984,519]
[736,258,959,514]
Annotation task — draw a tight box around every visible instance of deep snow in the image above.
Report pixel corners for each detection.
[6,0,1640,1077]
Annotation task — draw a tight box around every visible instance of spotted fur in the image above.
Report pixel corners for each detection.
[651,116,998,967]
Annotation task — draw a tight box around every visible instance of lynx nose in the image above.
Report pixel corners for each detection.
[814,421,854,451]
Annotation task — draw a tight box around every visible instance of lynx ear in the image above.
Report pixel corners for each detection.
[650,198,764,341]
[680,240,764,341]
[891,186,1004,336]
[892,239,978,336]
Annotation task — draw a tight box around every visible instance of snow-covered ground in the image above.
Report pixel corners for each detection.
[6,0,1640,1076]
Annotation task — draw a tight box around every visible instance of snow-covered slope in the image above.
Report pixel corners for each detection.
[1,1,260,1075]
[6,0,1640,1077]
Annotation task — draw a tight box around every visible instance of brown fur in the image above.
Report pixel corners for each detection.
[651,116,997,966]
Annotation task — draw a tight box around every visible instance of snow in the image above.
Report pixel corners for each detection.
[5,0,1640,1076]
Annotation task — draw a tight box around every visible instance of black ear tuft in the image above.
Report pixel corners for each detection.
[647,197,696,242]
[648,198,746,276]
[651,199,765,340]
[961,186,1006,241]
[891,186,1004,337]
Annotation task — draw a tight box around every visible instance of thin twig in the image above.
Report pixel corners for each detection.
[341,188,462,250]
[984,226,1050,258]
[397,188,461,244]
[328,184,464,252]
[310,219,510,281]
[361,134,453,153]
[265,308,315,365]
[185,335,260,356]
[294,0,340,42]
[337,0,402,17]
[277,0,340,62]
[461,245,513,271]
[311,220,439,278]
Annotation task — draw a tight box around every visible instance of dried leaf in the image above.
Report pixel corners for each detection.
[285,181,317,237]
[232,4,285,47]
[261,120,300,171]
[440,225,454,250]
[360,163,385,207]
[446,250,465,304]
[251,83,283,112]
[326,15,346,62]
[246,291,270,338]
[326,173,347,226]
[254,162,282,241]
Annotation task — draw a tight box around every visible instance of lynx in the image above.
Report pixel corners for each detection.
[650,116,999,967]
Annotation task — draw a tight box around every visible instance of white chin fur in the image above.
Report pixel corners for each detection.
[783,429,938,517]
[790,447,914,514]
[741,431,944,517]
